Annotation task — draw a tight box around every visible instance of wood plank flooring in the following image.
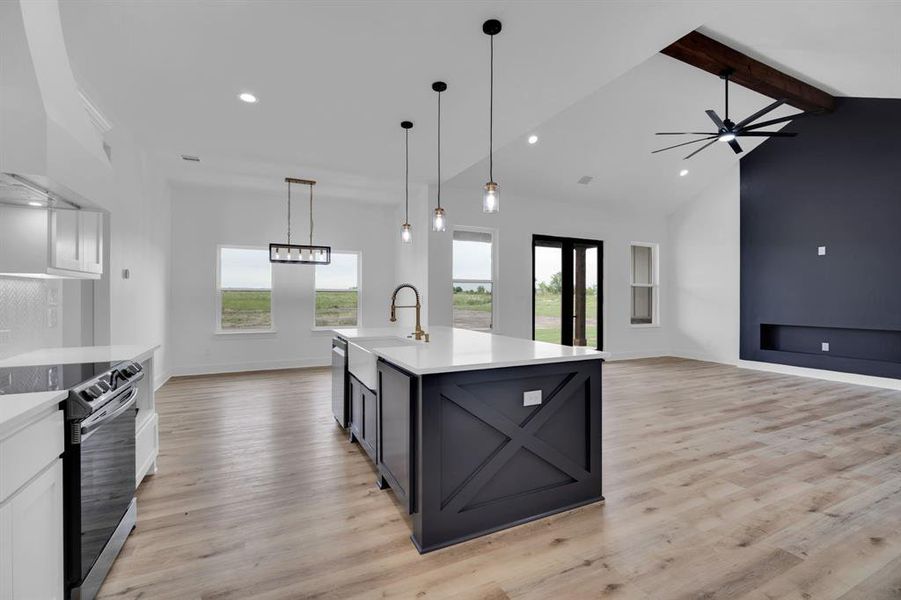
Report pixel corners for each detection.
[98,358,901,599]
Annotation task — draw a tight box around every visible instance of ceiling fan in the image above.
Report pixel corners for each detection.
[653,69,807,160]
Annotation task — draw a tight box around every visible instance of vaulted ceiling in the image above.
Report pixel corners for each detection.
[58,1,901,210]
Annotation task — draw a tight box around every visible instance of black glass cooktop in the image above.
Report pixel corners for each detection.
[0,362,114,395]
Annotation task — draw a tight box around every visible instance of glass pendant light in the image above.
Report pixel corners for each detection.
[269,177,331,264]
[432,81,447,232]
[400,120,413,244]
[482,19,502,213]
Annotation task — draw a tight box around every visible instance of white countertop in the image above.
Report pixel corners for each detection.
[332,326,607,375]
[0,344,158,368]
[0,390,66,438]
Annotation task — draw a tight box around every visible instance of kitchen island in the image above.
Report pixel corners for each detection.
[332,326,607,553]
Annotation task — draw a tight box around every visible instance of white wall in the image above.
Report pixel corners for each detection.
[100,127,172,388]
[393,186,430,331]
[427,185,671,359]
[169,183,397,375]
[667,164,740,364]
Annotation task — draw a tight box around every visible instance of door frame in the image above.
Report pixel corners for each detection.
[532,234,604,351]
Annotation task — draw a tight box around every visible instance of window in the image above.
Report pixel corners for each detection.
[630,243,658,325]
[217,246,272,331]
[452,229,494,331]
[314,251,360,327]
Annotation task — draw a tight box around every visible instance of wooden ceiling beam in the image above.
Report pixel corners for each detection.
[661,30,835,114]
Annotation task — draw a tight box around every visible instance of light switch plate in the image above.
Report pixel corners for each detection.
[523,390,542,407]
[818,246,827,256]
[822,342,830,352]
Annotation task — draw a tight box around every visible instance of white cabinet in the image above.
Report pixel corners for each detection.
[0,205,103,278]
[48,208,82,272]
[49,209,104,276]
[0,460,64,600]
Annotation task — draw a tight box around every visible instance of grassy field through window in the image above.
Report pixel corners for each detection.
[452,286,492,330]
[221,290,272,329]
[315,290,358,327]
[533,290,598,347]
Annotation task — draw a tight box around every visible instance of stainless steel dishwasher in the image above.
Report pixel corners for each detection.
[331,337,348,428]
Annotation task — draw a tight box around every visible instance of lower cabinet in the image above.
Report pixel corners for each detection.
[377,360,415,514]
[0,459,64,600]
[349,375,377,462]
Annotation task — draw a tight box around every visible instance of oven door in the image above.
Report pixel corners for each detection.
[76,387,137,583]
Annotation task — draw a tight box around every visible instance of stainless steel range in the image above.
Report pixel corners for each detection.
[64,361,143,600]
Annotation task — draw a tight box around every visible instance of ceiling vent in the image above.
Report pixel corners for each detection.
[181,155,200,162]
[577,175,593,185]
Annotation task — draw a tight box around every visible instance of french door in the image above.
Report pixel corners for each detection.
[532,235,603,350]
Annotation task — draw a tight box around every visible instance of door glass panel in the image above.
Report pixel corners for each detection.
[572,245,598,348]
[534,244,562,344]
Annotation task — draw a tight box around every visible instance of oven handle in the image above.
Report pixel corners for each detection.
[80,387,139,441]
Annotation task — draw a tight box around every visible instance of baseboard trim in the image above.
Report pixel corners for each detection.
[605,349,671,361]
[736,359,901,391]
[153,371,171,392]
[171,358,330,377]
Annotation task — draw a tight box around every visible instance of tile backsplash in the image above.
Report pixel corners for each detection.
[0,277,64,359]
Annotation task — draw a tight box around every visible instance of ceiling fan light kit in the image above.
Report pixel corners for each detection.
[270,177,331,265]
[653,68,807,160]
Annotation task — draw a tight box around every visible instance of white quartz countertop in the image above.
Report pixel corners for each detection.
[332,326,607,375]
[0,344,158,368]
[0,390,66,437]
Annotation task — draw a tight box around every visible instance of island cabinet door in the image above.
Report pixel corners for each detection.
[377,360,416,514]
[349,376,364,441]
[413,359,603,553]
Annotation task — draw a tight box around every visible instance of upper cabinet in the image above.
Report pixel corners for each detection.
[0,205,104,279]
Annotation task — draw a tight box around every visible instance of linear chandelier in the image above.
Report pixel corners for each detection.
[270,177,331,265]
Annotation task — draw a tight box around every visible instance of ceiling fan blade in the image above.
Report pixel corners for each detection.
[655,132,717,136]
[651,136,718,154]
[734,99,785,130]
[735,131,798,137]
[683,139,718,160]
[705,110,726,130]
[742,112,808,131]
[728,139,743,154]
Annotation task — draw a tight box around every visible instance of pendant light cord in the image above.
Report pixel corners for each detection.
[309,182,314,245]
[405,128,410,223]
[437,89,442,209]
[489,33,494,182]
[287,180,291,244]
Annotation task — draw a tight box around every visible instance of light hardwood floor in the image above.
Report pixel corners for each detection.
[98,358,901,599]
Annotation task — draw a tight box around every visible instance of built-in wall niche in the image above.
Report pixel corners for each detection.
[760,323,901,364]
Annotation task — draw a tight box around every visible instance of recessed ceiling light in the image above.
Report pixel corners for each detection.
[27,201,44,207]
[679,169,689,177]
[238,92,257,104]
[528,134,538,144]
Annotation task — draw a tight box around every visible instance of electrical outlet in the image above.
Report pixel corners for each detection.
[0,329,10,345]
[818,246,827,256]
[822,342,830,352]
[523,390,542,407]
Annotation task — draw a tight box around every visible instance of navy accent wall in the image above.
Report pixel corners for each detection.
[741,97,901,378]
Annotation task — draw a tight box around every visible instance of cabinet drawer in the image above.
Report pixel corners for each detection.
[0,410,64,504]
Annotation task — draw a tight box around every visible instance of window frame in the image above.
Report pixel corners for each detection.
[312,249,363,330]
[629,242,659,328]
[452,226,498,332]
[215,244,275,335]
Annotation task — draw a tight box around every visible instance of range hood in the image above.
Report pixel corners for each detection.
[0,0,112,210]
